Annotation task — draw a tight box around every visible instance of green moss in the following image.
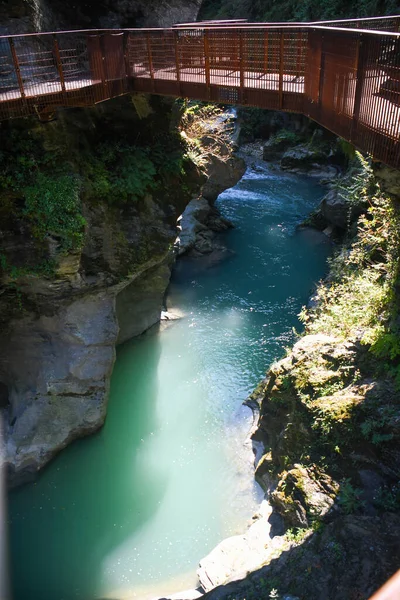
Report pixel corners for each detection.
[23,173,85,252]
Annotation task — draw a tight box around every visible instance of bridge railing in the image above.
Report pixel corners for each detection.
[174,15,400,33]
[0,24,399,167]
[128,26,308,112]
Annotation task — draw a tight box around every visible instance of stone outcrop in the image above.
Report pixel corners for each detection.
[200,513,400,600]
[176,111,245,258]
[198,501,288,593]
[0,97,198,485]
[0,0,202,33]
[176,197,234,257]
[2,291,117,486]
[116,256,173,344]
[270,465,339,528]
[0,97,244,485]
[280,143,339,179]
[202,153,246,203]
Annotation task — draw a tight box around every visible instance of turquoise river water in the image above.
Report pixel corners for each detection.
[8,161,331,600]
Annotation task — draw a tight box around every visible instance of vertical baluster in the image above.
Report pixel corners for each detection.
[98,33,109,99]
[350,33,364,144]
[239,30,245,104]
[174,30,181,95]
[263,29,269,79]
[146,32,155,92]
[279,31,284,108]
[123,31,131,91]
[204,29,211,100]
[53,34,66,96]
[8,38,25,100]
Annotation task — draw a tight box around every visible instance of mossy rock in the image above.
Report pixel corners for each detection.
[270,464,339,528]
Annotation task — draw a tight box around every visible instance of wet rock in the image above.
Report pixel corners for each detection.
[202,154,246,203]
[198,501,289,593]
[176,197,211,255]
[263,136,299,161]
[318,187,365,230]
[117,256,173,344]
[374,164,400,196]
[280,143,339,179]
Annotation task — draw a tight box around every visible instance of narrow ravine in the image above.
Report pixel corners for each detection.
[8,162,332,600]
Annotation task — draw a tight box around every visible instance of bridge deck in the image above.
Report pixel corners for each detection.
[0,18,399,167]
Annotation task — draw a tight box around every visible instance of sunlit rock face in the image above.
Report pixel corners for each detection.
[0,0,57,33]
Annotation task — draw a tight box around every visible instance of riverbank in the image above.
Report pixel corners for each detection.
[193,158,400,600]
[8,158,331,600]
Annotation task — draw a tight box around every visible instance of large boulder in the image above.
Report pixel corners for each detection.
[263,135,300,161]
[318,186,366,229]
[280,144,339,178]
[202,154,246,203]
[176,197,211,255]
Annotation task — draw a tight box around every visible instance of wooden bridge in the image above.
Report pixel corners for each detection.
[0,16,400,167]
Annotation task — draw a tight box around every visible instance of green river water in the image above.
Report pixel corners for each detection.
[9,160,331,600]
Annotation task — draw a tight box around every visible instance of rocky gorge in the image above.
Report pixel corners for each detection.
[1,1,400,599]
[0,95,245,487]
[178,129,400,599]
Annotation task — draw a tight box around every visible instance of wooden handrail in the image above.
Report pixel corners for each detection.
[0,21,399,168]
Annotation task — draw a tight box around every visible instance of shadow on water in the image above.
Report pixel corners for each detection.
[8,163,333,600]
[9,333,166,600]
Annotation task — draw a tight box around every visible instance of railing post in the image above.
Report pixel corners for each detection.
[123,31,131,91]
[317,34,325,111]
[350,33,365,144]
[204,29,211,100]
[279,31,284,108]
[99,33,110,99]
[264,29,269,76]
[53,34,66,96]
[239,30,245,104]
[174,30,181,96]
[8,38,25,100]
[146,32,155,92]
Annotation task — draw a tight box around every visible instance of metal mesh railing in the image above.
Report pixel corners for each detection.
[0,23,399,167]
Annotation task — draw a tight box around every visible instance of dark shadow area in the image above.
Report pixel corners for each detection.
[202,511,400,600]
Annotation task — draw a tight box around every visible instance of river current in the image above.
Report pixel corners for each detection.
[9,161,331,600]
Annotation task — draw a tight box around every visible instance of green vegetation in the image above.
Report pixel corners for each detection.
[285,526,312,543]
[24,173,85,252]
[255,157,400,541]
[179,100,233,168]
[0,99,197,278]
[338,479,365,514]
[299,158,400,369]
